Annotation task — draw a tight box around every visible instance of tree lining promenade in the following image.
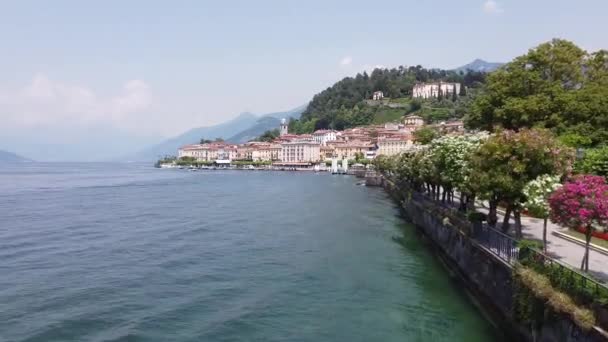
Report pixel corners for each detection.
[403,183,608,283]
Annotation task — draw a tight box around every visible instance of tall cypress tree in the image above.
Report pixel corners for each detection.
[452,84,458,102]
[459,83,467,96]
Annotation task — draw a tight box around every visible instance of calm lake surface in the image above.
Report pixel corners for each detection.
[0,163,503,341]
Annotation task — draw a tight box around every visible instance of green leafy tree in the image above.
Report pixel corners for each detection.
[465,39,608,146]
[575,146,608,178]
[558,133,593,148]
[459,84,467,96]
[412,127,437,145]
[256,129,280,142]
[468,129,573,237]
[354,152,365,163]
[523,175,563,252]
[199,138,213,144]
[300,66,485,130]
[373,155,397,175]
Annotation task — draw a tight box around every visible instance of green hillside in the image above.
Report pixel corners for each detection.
[291,66,486,133]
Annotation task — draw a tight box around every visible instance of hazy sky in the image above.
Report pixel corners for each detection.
[1,0,606,160]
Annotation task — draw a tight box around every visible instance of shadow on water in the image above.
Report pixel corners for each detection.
[391,220,508,341]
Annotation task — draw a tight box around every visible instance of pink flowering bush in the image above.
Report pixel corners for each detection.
[548,175,608,271]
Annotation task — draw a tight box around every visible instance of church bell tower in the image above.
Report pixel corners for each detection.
[280,118,288,136]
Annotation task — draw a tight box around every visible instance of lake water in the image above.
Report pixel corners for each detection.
[0,163,503,341]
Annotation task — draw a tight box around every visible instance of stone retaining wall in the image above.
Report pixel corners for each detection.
[380,176,608,342]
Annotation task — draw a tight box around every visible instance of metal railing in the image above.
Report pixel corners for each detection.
[474,224,520,264]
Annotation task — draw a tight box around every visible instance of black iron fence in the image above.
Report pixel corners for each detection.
[474,224,520,264]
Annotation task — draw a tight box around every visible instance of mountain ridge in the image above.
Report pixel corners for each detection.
[226,106,304,143]
[126,106,304,161]
[454,59,503,73]
[0,149,32,163]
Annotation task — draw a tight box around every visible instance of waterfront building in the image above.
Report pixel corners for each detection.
[412,82,461,99]
[269,144,282,161]
[376,136,414,156]
[312,129,337,145]
[178,144,204,159]
[236,145,253,161]
[333,140,374,160]
[178,143,239,162]
[280,141,321,164]
[251,143,282,161]
[320,145,335,160]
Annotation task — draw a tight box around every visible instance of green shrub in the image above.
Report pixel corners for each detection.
[516,267,596,331]
[466,211,487,222]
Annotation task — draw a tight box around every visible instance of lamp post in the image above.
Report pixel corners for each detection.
[576,148,586,161]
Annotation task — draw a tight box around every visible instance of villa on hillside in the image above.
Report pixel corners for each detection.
[403,114,424,127]
[372,91,384,100]
[412,82,461,99]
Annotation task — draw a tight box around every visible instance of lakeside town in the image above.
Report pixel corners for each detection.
[161,83,465,171]
[158,38,608,340]
[4,1,608,340]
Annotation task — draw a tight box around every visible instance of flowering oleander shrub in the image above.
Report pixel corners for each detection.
[548,175,608,271]
[523,175,562,251]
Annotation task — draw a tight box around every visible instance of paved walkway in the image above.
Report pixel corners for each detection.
[476,202,608,283]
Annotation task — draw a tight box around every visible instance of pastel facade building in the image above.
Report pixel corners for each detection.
[320,145,335,160]
[376,136,414,156]
[333,141,374,160]
[178,143,238,162]
[280,141,321,164]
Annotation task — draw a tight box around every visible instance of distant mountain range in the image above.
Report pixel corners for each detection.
[454,59,503,73]
[227,106,305,143]
[0,149,31,163]
[126,105,304,161]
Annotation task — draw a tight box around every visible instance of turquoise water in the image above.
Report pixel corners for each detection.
[0,163,503,341]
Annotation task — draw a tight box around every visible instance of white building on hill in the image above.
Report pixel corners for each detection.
[372,91,384,100]
[412,82,461,99]
[312,130,337,145]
